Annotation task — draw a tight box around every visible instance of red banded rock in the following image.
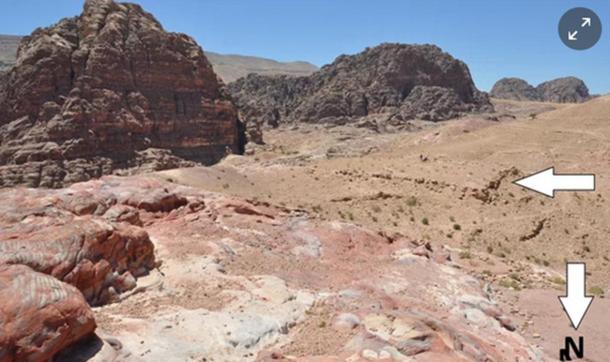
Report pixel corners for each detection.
[0,175,543,360]
[0,0,245,188]
[0,264,96,362]
[0,178,162,305]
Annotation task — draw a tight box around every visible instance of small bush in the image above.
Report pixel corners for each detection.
[453,224,461,231]
[406,196,418,207]
[499,278,521,290]
[550,276,566,286]
[459,251,472,259]
[589,286,605,297]
[421,217,429,226]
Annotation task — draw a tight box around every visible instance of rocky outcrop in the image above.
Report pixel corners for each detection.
[0,0,245,188]
[229,43,493,137]
[0,175,540,360]
[490,77,541,101]
[0,178,163,306]
[491,76,590,103]
[2,34,317,84]
[537,77,590,103]
[0,264,96,362]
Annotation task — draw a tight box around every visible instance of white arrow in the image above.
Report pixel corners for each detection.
[513,167,595,198]
[568,30,578,41]
[559,263,593,330]
[582,17,592,27]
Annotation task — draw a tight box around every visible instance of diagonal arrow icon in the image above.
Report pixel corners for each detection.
[582,17,592,27]
[558,263,594,330]
[568,30,578,41]
[513,167,595,198]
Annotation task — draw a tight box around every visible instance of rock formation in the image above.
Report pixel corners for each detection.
[0,264,97,362]
[0,178,161,306]
[0,0,245,188]
[228,43,493,137]
[537,77,590,103]
[0,175,540,361]
[491,76,590,103]
[1,34,318,86]
[489,77,541,101]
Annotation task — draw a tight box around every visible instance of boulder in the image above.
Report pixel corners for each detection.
[0,264,96,362]
[0,178,161,305]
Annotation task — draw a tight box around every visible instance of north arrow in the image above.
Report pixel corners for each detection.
[513,167,595,198]
[559,263,593,330]
[568,30,578,41]
[582,17,592,27]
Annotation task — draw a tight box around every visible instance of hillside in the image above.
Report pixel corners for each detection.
[160,96,610,360]
[2,0,609,359]
[205,51,318,83]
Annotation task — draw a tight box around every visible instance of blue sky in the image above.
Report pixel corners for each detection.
[1,0,608,94]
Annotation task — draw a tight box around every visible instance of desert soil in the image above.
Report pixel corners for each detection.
[152,97,610,360]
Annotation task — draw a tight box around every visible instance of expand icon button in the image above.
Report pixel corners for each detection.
[559,7,602,50]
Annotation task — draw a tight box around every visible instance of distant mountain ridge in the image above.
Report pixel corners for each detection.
[205,51,318,83]
[0,35,21,71]
[0,34,317,81]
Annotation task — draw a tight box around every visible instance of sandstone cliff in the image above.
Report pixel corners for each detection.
[228,43,493,140]
[0,0,245,188]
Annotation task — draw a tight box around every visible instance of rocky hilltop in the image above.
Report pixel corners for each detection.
[491,76,590,103]
[0,0,244,188]
[228,43,493,137]
[1,34,318,84]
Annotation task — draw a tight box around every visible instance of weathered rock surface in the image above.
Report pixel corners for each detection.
[536,76,590,103]
[229,43,493,138]
[0,264,96,362]
[490,77,541,101]
[0,0,245,188]
[0,177,164,306]
[0,175,544,360]
[1,34,318,85]
[491,76,590,103]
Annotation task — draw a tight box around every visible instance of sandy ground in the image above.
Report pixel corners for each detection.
[154,96,610,360]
